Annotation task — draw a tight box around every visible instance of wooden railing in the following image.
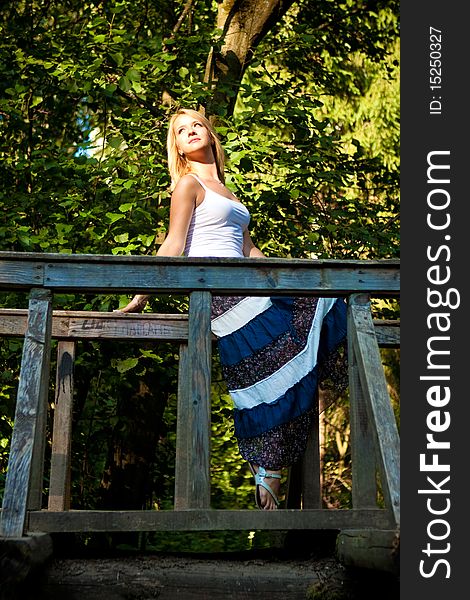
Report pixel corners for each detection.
[0,252,400,549]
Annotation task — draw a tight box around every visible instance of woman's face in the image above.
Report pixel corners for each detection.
[173,113,212,156]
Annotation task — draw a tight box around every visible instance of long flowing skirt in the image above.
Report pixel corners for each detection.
[211,295,348,470]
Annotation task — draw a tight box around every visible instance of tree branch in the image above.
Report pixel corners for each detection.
[172,0,195,35]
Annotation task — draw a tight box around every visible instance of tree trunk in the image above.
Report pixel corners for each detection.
[204,0,296,117]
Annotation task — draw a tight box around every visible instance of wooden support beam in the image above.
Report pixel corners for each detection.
[0,309,189,341]
[0,311,398,347]
[300,409,322,509]
[0,289,53,537]
[348,294,400,527]
[175,343,190,509]
[25,507,395,533]
[185,292,212,508]
[48,341,76,511]
[348,295,378,509]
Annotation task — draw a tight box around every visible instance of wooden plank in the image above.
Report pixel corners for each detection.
[25,508,395,533]
[373,320,400,348]
[0,310,29,336]
[185,292,212,508]
[25,293,54,512]
[348,295,378,509]
[48,341,76,511]
[174,343,191,509]
[273,408,321,510]
[336,529,400,574]
[66,313,189,341]
[42,261,399,296]
[300,409,322,509]
[0,251,400,270]
[0,310,397,347]
[0,252,399,296]
[285,463,302,509]
[0,310,189,341]
[0,259,44,288]
[0,289,53,537]
[349,295,400,527]
[40,553,327,600]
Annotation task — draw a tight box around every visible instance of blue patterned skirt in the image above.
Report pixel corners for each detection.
[211,295,348,469]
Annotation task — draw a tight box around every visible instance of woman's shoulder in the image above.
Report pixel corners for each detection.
[171,173,205,207]
[173,173,202,193]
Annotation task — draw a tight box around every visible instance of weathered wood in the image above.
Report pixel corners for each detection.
[300,409,322,509]
[349,295,400,527]
[40,553,329,600]
[186,292,212,508]
[174,343,191,509]
[372,320,400,348]
[0,252,400,296]
[0,258,44,288]
[27,357,49,512]
[26,293,53,512]
[336,528,400,574]
[0,309,397,345]
[48,342,76,511]
[286,462,302,509]
[0,289,53,537]
[348,295,378,509]
[25,508,394,532]
[0,309,189,341]
[286,408,321,509]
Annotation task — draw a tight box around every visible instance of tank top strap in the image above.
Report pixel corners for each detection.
[187,173,208,190]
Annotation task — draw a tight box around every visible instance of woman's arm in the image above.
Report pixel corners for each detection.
[243,230,265,258]
[116,176,200,313]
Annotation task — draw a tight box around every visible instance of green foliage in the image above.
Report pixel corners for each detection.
[0,0,400,550]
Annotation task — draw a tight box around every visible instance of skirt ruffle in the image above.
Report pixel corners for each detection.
[211,295,348,469]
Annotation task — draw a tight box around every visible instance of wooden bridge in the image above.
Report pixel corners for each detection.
[0,251,400,582]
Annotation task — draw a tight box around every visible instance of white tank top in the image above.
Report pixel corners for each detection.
[184,174,251,258]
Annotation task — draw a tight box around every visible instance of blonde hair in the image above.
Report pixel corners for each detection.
[167,109,225,190]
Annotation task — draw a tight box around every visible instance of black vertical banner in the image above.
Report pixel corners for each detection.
[401,2,466,598]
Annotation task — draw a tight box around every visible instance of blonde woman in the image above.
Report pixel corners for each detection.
[118,109,348,510]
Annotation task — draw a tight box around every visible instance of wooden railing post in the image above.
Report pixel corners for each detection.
[175,342,190,509]
[48,341,76,511]
[348,293,378,508]
[175,291,212,509]
[348,293,400,526]
[0,288,53,537]
[286,418,321,510]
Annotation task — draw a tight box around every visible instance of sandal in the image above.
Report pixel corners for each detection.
[248,464,281,509]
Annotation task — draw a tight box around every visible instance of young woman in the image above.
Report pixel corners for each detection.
[117,108,348,510]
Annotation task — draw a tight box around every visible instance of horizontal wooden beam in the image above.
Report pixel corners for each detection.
[0,310,400,347]
[0,310,189,341]
[0,252,399,296]
[372,320,400,348]
[25,508,395,533]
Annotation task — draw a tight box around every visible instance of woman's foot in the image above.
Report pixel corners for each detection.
[249,464,282,510]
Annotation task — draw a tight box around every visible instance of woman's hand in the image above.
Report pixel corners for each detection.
[114,294,150,313]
